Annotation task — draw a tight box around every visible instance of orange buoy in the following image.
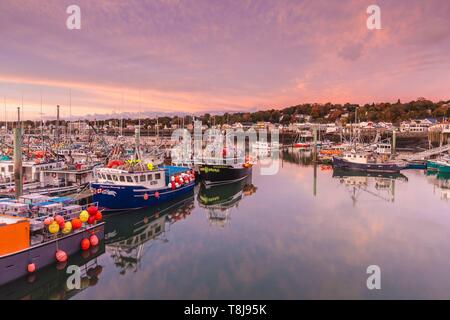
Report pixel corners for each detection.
[81,238,90,251]
[71,218,82,230]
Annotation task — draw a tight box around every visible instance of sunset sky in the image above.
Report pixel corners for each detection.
[0,0,449,120]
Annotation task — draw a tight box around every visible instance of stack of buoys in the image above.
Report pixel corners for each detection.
[107,159,125,168]
[167,171,194,190]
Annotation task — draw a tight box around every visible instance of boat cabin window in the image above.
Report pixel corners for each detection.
[147,174,153,181]
[140,175,146,182]
[113,175,118,182]
[155,173,161,180]
[107,174,112,180]
[126,176,133,183]
[133,176,139,183]
[119,176,125,182]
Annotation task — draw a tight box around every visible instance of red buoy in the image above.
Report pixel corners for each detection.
[55,250,68,263]
[90,235,99,247]
[87,206,98,216]
[27,263,36,273]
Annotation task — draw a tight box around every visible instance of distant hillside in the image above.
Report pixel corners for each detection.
[21,98,450,128]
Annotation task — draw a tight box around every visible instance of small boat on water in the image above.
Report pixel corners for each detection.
[91,160,195,212]
[437,159,450,173]
[293,142,311,149]
[406,160,428,170]
[0,196,104,286]
[332,151,407,173]
[428,156,450,172]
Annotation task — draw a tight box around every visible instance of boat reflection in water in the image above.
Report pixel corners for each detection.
[432,172,450,201]
[332,168,408,204]
[197,175,257,227]
[104,191,195,275]
[0,242,105,300]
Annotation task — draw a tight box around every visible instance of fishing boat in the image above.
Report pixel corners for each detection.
[252,141,280,151]
[406,160,428,170]
[428,156,450,171]
[0,197,105,286]
[437,158,450,173]
[91,161,195,212]
[293,142,311,149]
[198,161,252,186]
[427,159,440,171]
[332,150,407,173]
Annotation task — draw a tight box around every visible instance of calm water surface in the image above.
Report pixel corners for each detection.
[2,150,450,299]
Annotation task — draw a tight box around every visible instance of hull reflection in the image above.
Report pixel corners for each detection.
[0,242,105,300]
[197,175,257,227]
[104,191,195,274]
[332,168,408,204]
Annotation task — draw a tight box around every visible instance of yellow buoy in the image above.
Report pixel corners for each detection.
[79,210,89,222]
[62,221,72,234]
[48,222,60,234]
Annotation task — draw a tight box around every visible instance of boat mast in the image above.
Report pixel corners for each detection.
[14,107,23,198]
[40,90,44,152]
[3,97,6,135]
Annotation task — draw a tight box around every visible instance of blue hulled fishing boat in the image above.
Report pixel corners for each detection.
[91,163,195,212]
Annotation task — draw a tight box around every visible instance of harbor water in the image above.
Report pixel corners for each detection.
[1,149,450,299]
